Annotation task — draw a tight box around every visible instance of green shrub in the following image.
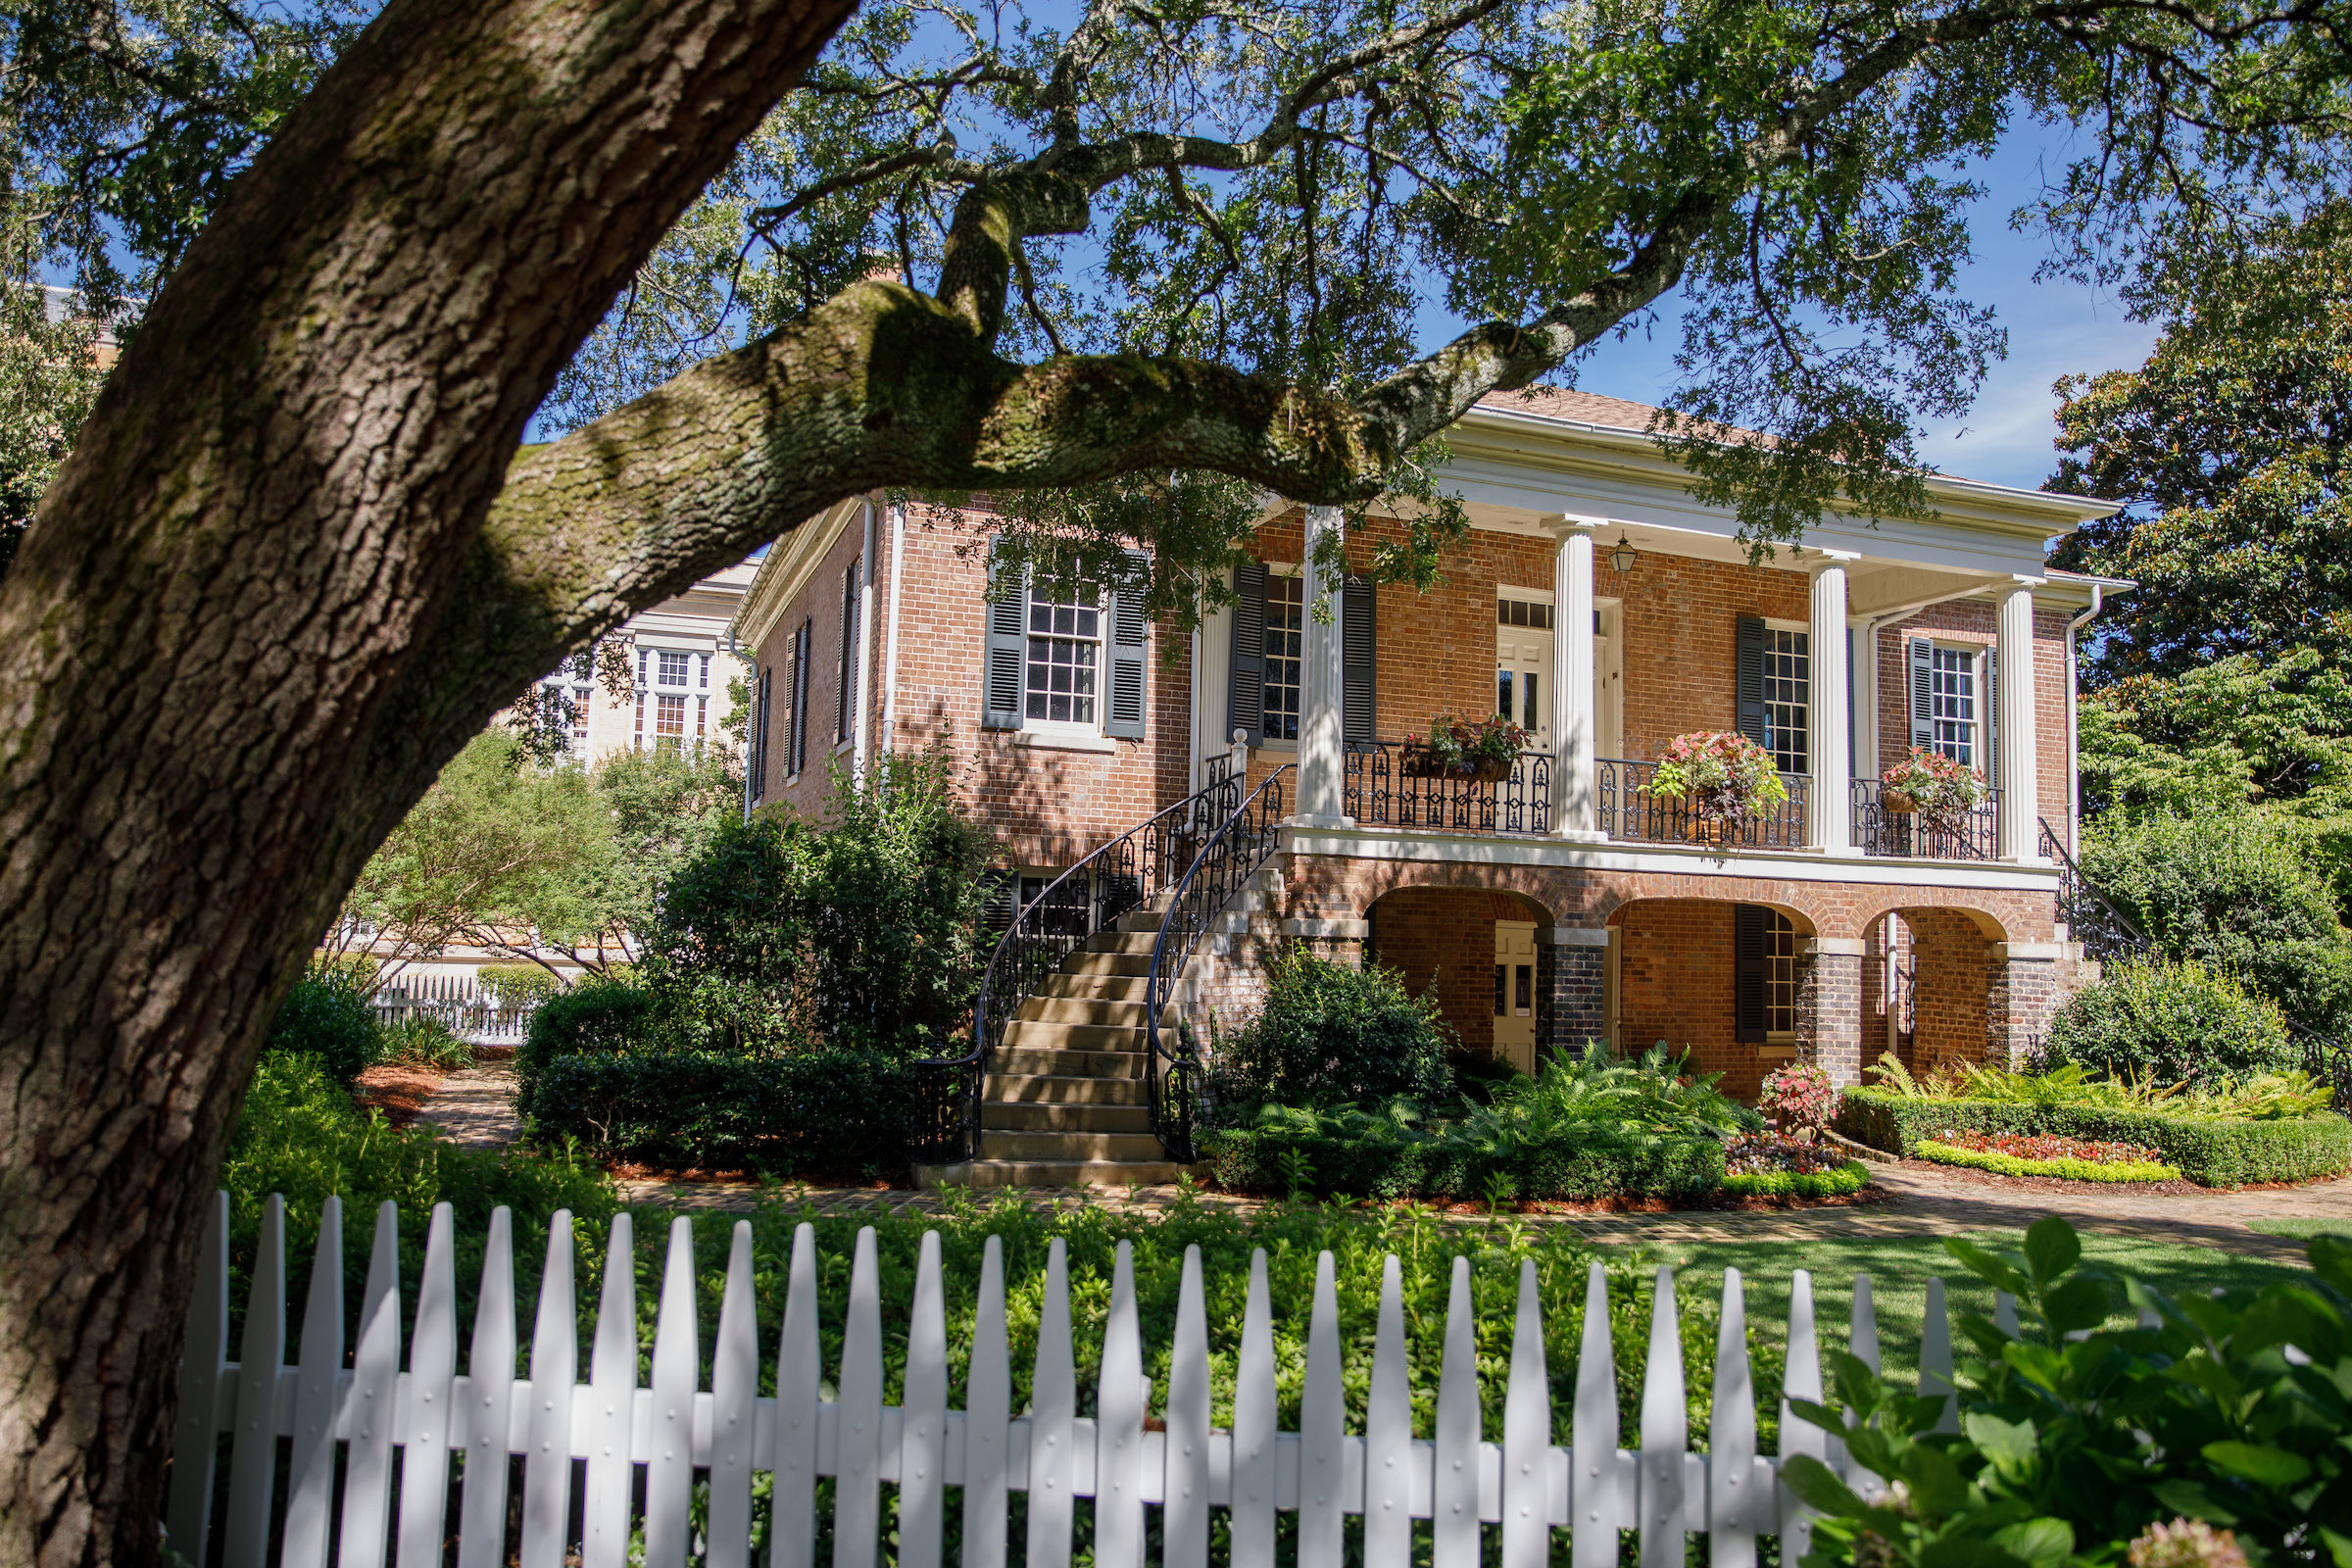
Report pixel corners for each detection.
[265,964,381,1084]
[1913,1141,2180,1182]
[476,963,569,1008]
[2082,808,2352,1034]
[375,1015,472,1070]
[1720,1161,1871,1199]
[1837,1086,2352,1186]
[642,756,992,1056]
[517,980,656,1099]
[518,1049,924,1175]
[2043,957,2296,1086]
[1204,1109,1726,1202]
[1205,944,1454,1112]
[222,1050,619,1352]
[1782,1217,2352,1566]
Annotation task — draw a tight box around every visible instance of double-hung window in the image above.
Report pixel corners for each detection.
[1930,647,1977,766]
[637,648,709,754]
[1260,573,1304,743]
[1025,577,1102,726]
[1760,626,1810,777]
[537,647,595,756]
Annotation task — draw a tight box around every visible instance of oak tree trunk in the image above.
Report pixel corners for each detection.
[0,0,859,1560]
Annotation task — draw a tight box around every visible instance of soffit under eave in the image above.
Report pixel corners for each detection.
[1443,416,2117,536]
[732,497,864,652]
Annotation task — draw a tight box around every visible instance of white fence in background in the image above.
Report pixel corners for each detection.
[371,973,540,1044]
[166,1192,1987,1568]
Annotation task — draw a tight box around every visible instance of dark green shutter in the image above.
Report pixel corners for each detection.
[982,537,1027,730]
[1342,573,1375,743]
[1908,638,1934,753]
[1985,647,1999,780]
[1736,614,1767,746]
[1228,560,1268,747]
[1734,905,1769,1044]
[1105,549,1150,739]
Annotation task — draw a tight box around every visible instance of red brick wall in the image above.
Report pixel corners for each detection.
[750,505,1194,869]
[1367,887,1546,1058]
[1611,900,1757,1094]
[747,514,870,815]
[1871,599,2073,831]
[1608,553,1812,761]
[1905,907,1989,1070]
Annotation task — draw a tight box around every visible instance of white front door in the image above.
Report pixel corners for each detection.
[1494,920,1539,1073]
[1495,598,1552,750]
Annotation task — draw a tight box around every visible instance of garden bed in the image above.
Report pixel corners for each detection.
[351,1062,448,1129]
[1894,1156,2207,1198]
[1916,1129,2179,1183]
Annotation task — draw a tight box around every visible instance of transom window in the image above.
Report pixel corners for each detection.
[1761,626,1809,776]
[1931,647,1977,765]
[1261,573,1304,742]
[1026,579,1101,724]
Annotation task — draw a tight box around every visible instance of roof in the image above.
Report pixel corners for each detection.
[1476,386,1670,432]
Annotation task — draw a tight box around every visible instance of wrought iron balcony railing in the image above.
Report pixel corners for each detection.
[1852,779,2000,861]
[1342,741,1552,836]
[1597,759,1809,849]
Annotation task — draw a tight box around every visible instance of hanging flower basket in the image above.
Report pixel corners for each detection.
[1648,731,1788,825]
[1401,712,1532,782]
[1880,748,1985,832]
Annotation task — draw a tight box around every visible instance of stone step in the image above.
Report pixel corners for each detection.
[913,1159,1209,1191]
[991,1046,1148,1079]
[980,1101,1152,1133]
[1015,995,1149,1026]
[1002,1019,1144,1054]
[1085,930,1161,956]
[1037,971,1151,1003]
[982,1072,1147,1105]
[980,1128,1170,1162]
[1058,949,1154,978]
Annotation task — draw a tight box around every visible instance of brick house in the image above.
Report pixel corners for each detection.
[734,390,2127,1182]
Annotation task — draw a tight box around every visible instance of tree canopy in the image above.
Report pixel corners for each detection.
[11,0,2352,1557]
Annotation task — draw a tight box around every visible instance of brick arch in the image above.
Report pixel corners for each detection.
[1851,896,2012,941]
[1362,884,1551,1059]
[1592,885,1822,937]
[1291,857,1572,926]
[1868,905,1997,1075]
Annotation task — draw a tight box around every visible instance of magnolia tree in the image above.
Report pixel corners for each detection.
[5,0,2352,1556]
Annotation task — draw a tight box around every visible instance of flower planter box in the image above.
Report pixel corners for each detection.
[1401,744,1514,783]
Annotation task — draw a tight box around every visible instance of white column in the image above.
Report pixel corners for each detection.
[1807,551,1859,854]
[1550,517,1605,841]
[1296,505,1350,827]
[1997,578,2042,861]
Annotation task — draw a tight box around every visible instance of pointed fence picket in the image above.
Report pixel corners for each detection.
[166,1192,1983,1568]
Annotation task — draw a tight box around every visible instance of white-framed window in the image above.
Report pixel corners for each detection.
[637,646,707,753]
[1761,623,1810,776]
[537,646,595,755]
[1261,572,1304,742]
[1930,645,1978,766]
[1025,576,1102,725]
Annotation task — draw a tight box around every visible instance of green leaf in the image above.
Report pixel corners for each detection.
[1963,1412,2038,1481]
[1945,1239,2033,1301]
[2152,1478,2239,1525]
[1990,1518,2076,1568]
[2313,1236,2352,1300]
[1900,1441,1970,1517]
[2042,1278,2112,1339]
[2202,1441,2313,1486]
[2023,1217,2082,1287]
[2319,1525,2352,1568]
[1780,1454,1870,1515]
[1918,1537,2032,1568]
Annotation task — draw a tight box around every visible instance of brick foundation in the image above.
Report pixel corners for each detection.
[1548,938,1606,1054]
[1802,944,1865,1086]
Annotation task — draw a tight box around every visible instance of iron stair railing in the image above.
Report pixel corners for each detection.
[911,770,1245,1164]
[1143,764,1293,1161]
[2038,815,2352,1113]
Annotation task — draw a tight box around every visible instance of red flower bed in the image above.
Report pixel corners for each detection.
[1927,1128,2165,1165]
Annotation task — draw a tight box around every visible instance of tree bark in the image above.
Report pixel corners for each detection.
[0,0,859,1560]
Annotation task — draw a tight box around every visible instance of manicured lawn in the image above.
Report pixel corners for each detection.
[2245,1215,2352,1241]
[1615,1228,2315,1387]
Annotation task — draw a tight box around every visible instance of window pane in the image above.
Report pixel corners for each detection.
[1524,672,1540,732]
[1024,580,1102,725]
[658,651,689,686]
[1497,669,1514,720]
[1931,647,1977,766]
[1262,574,1304,742]
[1761,627,1809,776]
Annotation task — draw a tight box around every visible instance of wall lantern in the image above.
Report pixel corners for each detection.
[1608,531,1640,573]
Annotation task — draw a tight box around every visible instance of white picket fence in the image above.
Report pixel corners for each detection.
[371,973,540,1044]
[167,1192,1985,1568]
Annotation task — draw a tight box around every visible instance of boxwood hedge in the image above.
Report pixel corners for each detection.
[1836,1086,2352,1188]
[1202,1122,1725,1202]
[520,1049,922,1176]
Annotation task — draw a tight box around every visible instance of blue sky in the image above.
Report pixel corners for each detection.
[1502,130,2160,495]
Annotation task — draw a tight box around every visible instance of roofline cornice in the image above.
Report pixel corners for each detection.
[732,497,865,653]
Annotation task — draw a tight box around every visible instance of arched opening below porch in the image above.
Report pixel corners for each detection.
[1364,886,1554,1073]
[1606,898,1820,1102]
[1863,907,2005,1080]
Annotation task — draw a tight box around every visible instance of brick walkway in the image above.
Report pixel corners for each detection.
[417,1065,2351,1262]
